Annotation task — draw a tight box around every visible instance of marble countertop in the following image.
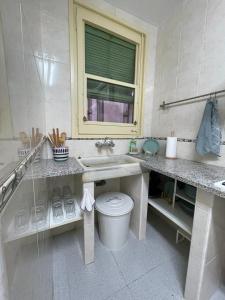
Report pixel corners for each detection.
[134,153,225,198]
[25,157,84,179]
[25,153,225,197]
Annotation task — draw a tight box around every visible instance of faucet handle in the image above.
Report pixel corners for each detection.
[95,137,115,148]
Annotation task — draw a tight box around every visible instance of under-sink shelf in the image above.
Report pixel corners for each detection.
[148,197,193,236]
[176,188,196,205]
[4,196,83,243]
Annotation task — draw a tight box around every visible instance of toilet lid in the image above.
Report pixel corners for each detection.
[95,192,134,216]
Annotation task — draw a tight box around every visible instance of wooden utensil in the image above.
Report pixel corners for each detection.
[32,127,35,147]
[48,133,54,146]
[53,129,56,147]
[50,129,67,148]
[61,132,67,146]
[56,128,59,147]
[57,137,63,147]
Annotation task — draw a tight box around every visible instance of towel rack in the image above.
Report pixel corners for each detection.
[0,137,46,213]
[160,88,225,109]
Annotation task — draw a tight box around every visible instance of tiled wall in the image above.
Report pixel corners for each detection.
[0,0,52,298]
[44,138,147,159]
[39,0,157,158]
[0,0,46,169]
[40,0,71,136]
[152,0,225,166]
[0,0,46,136]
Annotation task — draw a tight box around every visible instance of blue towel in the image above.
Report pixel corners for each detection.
[196,98,221,156]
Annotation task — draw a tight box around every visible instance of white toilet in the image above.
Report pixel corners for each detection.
[95,192,134,251]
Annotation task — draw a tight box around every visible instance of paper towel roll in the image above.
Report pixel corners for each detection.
[166,137,177,159]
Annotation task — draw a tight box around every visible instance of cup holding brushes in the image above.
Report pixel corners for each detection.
[49,129,69,162]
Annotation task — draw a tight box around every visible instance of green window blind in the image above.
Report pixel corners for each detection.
[85,24,136,84]
[87,79,135,103]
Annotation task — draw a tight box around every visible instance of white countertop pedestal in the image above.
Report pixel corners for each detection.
[83,182,95,265]
[185,189,225,300]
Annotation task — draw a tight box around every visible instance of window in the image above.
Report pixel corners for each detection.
[70,3,145,137]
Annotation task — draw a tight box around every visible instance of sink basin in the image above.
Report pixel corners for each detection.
[78,155,143,182]
[214,181,225,190]
[80,155,139,169]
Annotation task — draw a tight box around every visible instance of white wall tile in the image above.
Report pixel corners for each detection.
[44,138,146,159]
[40,0,69,64]
[43,60,70,103]
[152,0,225,166]
[21,0,42,55]
[45,100,71,136]
[0,0,46,137]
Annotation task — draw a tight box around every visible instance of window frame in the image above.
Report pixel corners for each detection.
[70,1,146,137]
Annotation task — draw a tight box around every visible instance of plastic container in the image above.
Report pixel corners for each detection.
[31,205,46,228]
[52,200,63,221]
[15,209,29,233]
[64,198,75,218]
[95,192,134,251]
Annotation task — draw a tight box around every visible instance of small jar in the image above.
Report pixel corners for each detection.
[52,201,63,220]
[64,198,75,218]
[52,147,69,162]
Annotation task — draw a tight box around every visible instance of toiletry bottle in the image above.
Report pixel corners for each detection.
[129,139,137,153]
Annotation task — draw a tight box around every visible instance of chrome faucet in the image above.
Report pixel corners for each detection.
[95,137,115,148]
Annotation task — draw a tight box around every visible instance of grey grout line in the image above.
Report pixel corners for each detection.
[109,251,136,300]
[115,222,185,284]
[129,248,183,286]
[127,257,171,287]
[110,250,129,285]
[107,248,181,300]
[126,286,135,300]
[95,245,129,300]
[103,285,135,300]
[125,255,186,300]
[109,237,179,285]
[126,284,136,299]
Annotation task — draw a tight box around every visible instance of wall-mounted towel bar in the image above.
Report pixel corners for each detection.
[0,137,46,213]
[160,88,225,109]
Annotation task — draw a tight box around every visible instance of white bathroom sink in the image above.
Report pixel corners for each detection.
[79,155,139,169]
[214,180,225,190]
[78,155,143,182]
